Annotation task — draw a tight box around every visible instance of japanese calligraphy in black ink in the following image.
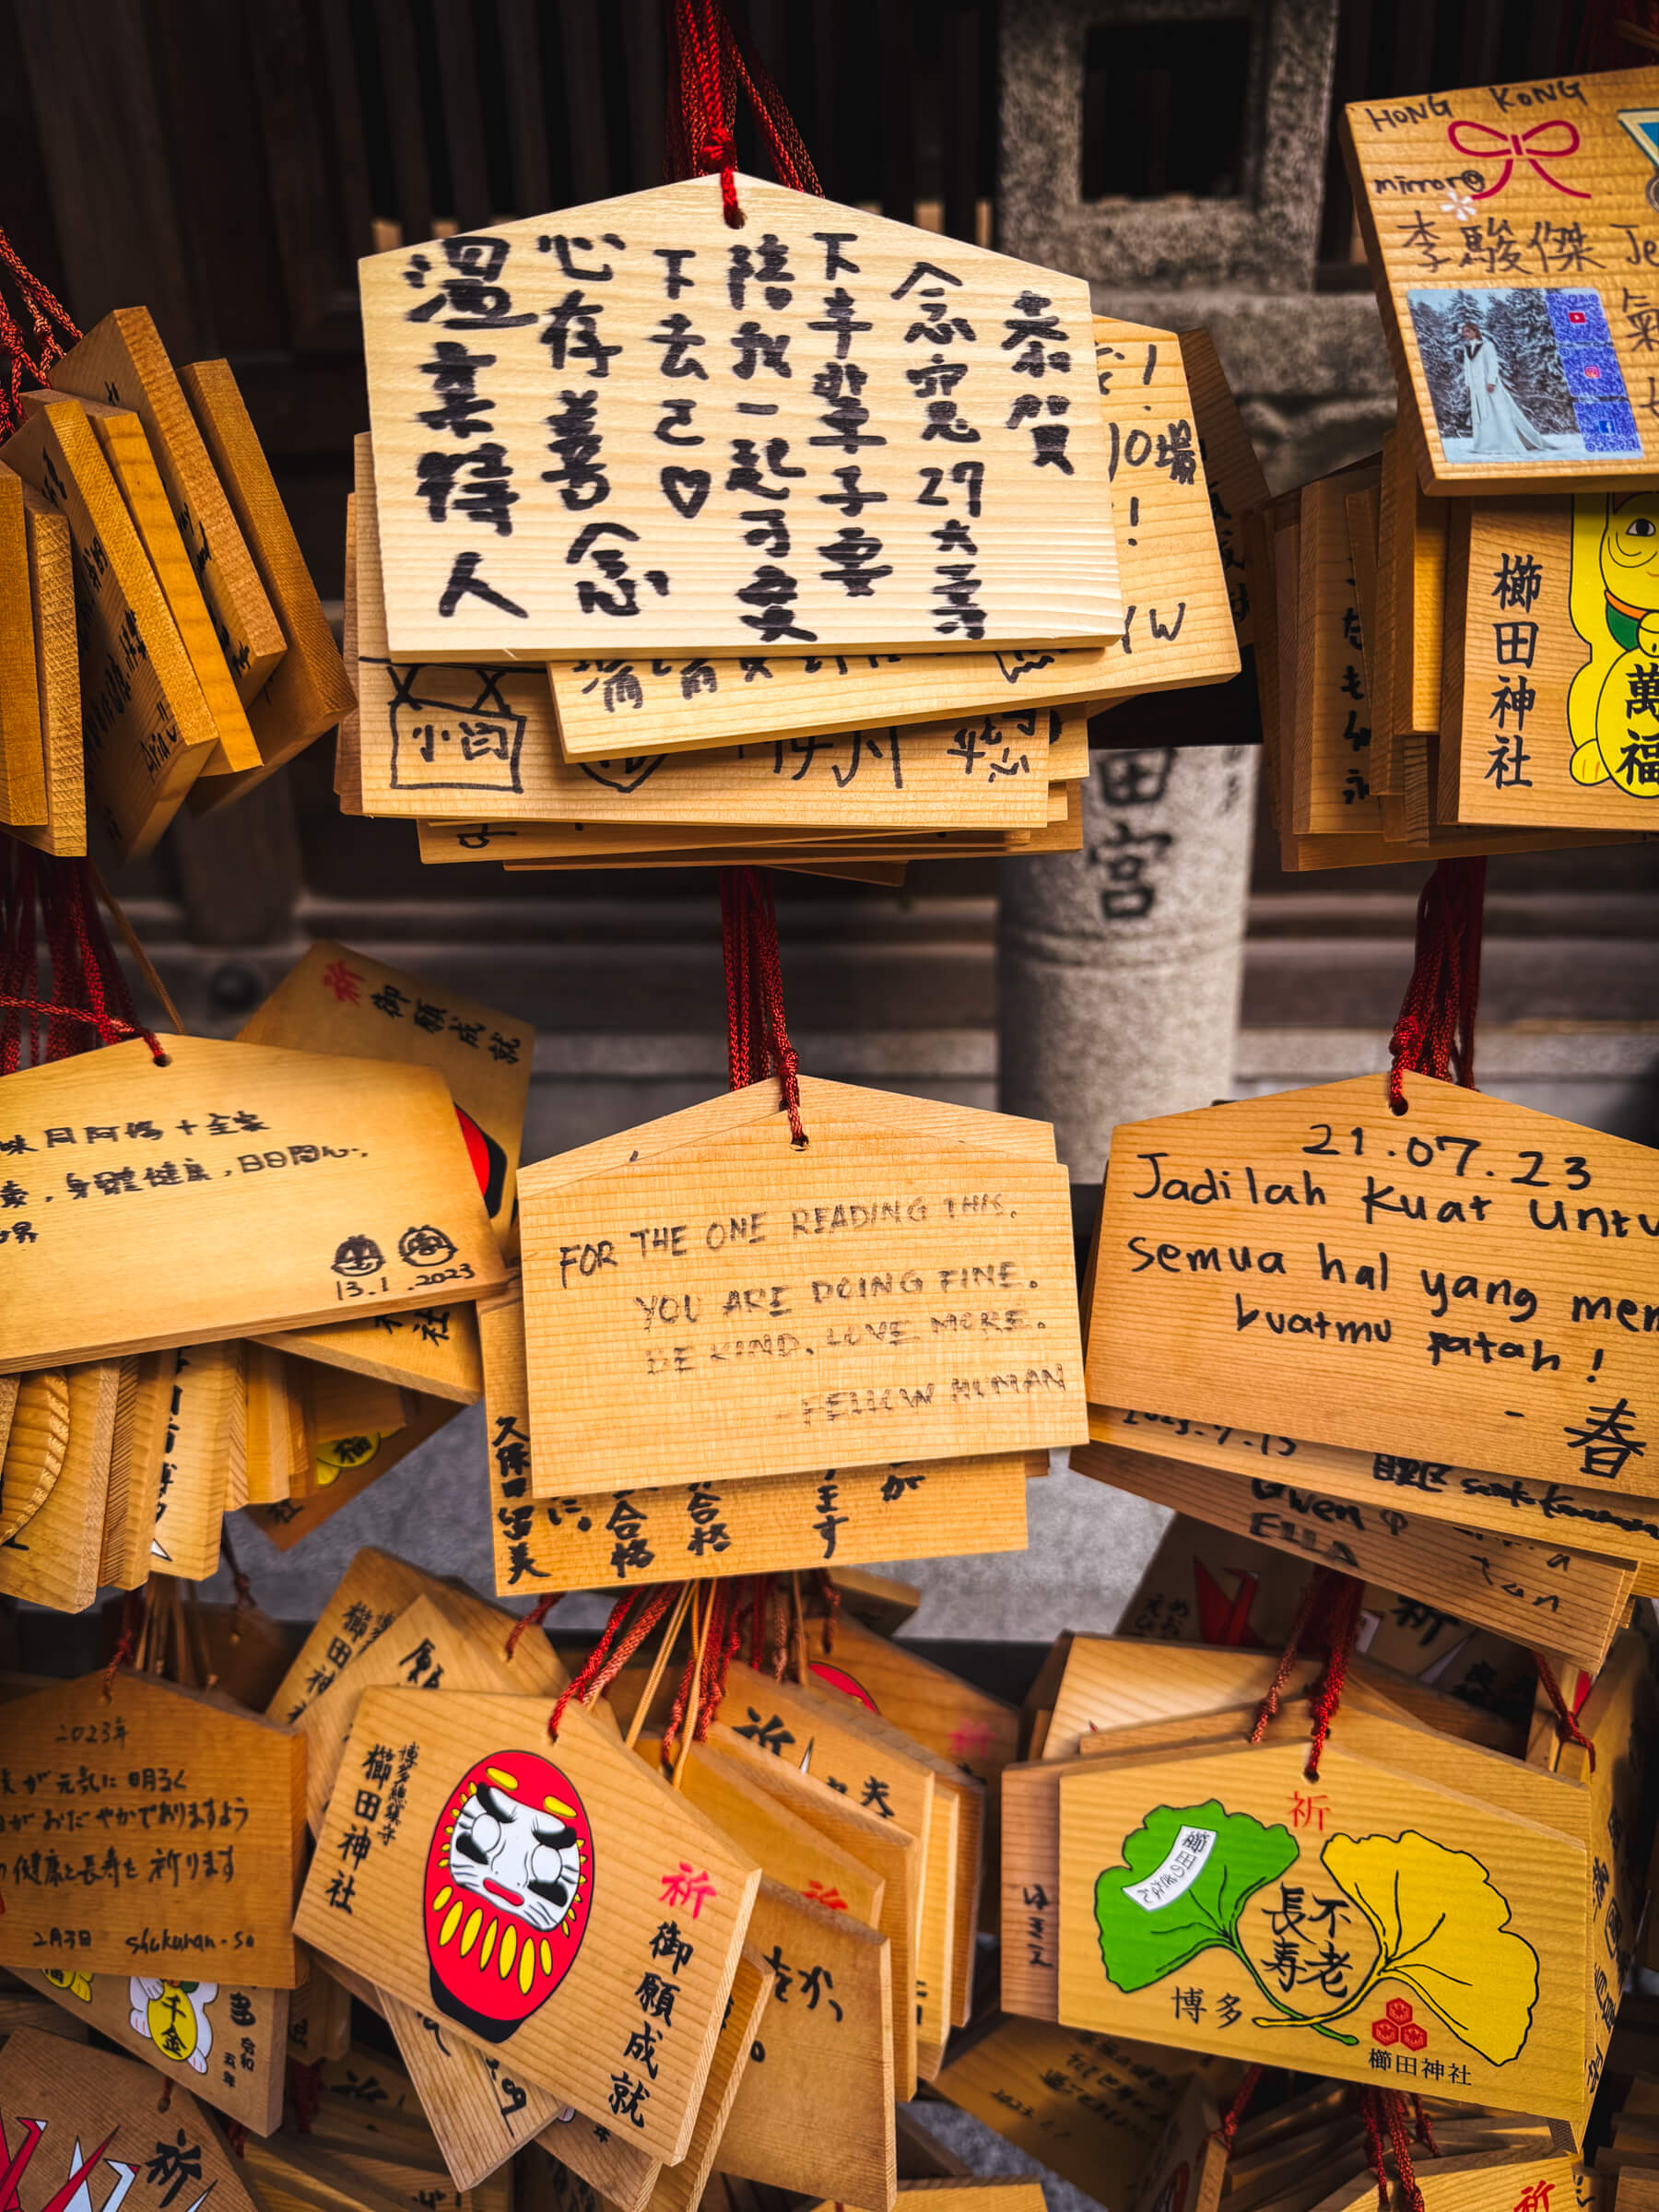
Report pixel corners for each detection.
[361,177,1118,655]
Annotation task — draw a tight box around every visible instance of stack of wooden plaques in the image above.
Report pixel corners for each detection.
[933,2008,1240,2209]
[0,1665,310,2134]
[477,1075,1083,1600]
[1251,59,1659,867]
[347,172,1253,884]
[264,1541,1009,2202]
[1589,2005,1659,2200]
[0,306,352,861]
[0,940,524,1608]
[1074,1071,1659,1680]
[1118,2072,1593,2212]
[1111,1505,1561,1745]
[997,1619,1655,2142]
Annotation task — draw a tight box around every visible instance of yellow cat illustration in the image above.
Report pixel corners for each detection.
[1567,489,1659,797]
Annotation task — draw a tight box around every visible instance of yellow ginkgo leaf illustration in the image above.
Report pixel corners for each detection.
[1321,1829,1539,2065]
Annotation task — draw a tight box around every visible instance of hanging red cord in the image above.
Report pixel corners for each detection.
[0,220,78,438]
[1,844,166,1070]
[1532,1649,1596,1768]
[720,863,806,1142]
[1387,857,1486,1114]
[664,0,820,1143]
[664,0,822,221]
[1210,2064,1264,2152]
[1247,1565,1365,1779]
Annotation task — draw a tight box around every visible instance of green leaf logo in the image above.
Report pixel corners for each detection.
[1094,1799,1299,1993]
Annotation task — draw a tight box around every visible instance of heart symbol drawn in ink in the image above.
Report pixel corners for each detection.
[660,466,712,519]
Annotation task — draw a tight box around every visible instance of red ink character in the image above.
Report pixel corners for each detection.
[322,959,364,1005]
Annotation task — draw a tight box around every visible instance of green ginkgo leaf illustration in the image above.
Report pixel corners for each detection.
[1320,1830,1539,2064]
[1094,1800,1299,1992]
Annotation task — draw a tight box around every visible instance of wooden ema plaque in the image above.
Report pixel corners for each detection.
[0,1359,121,1613]
[1318,2155,1594,2212]
[653,1734,887,1927]
[1085,1073,1659,1489]
[266,1545,468,1729]
[1296,470,1382,835]
[0,462,45,826]
[1343,63,1659,495]
[361,176,1117,657]
[178,357,357,789]
[0,2030,267,2212]
[0,1034,505,1373]
[478,1271,1032,1595]
[1441,492,1659,827]
[357,423,1098,836]
[48,305,286,698]
[11,479,87,858]
[1073,1436,1636,1671]
[717,1878,895,2210]
[1056,1735,1590,2122]
[0,399,219,860]
[702,1667,963,2081]
[710,1715,923,2100]
[519,1088,1083,1491]
[21,1964,288,2134]
[250,1393,458,1554]
[1089,1404,1659,1596]
[292,1687,761,2164]
[0,1671,305,1984]
[345,1972,641,2194]
[934,2017,1187,2209]
[237,936,532,1253]
[1562,1630,1655,2107]
[147,1340,241,1582]
[19,389,262,774]
[537,314,1230,759]
[1180,325,1271,647]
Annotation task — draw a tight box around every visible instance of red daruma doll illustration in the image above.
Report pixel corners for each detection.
[424,1751,594,2041]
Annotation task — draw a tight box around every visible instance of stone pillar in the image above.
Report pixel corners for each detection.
[999,741,1257,1180]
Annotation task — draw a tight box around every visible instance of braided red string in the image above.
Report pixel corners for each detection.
[1305,1576,1364,1780]
[1359,2088,1433,2212]
[218,1525,256,1613]
[1382,2090,1426,2212]
[286,2057,323,2133]
[720,865,806,1144]
[505,1590,559,1659]
[1387,858,1486,1114]
[663,1582,746,1760]
[1533,1649,1596,1769]
[1,846,165,1068]
[1359,2091,1389,2212]
[665,0,822,221]
[100,1588,147,1702]
[0,221,78,437]
[548,1585,677,1740]
[1248,1567,1363,1778]
[1247,1570,1326,1744]
[1210,2064,1263,2152]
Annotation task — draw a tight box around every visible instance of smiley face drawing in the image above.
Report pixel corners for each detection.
[423,1751,594,2041]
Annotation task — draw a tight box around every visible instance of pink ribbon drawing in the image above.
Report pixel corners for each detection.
[1446,118,1590,199]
